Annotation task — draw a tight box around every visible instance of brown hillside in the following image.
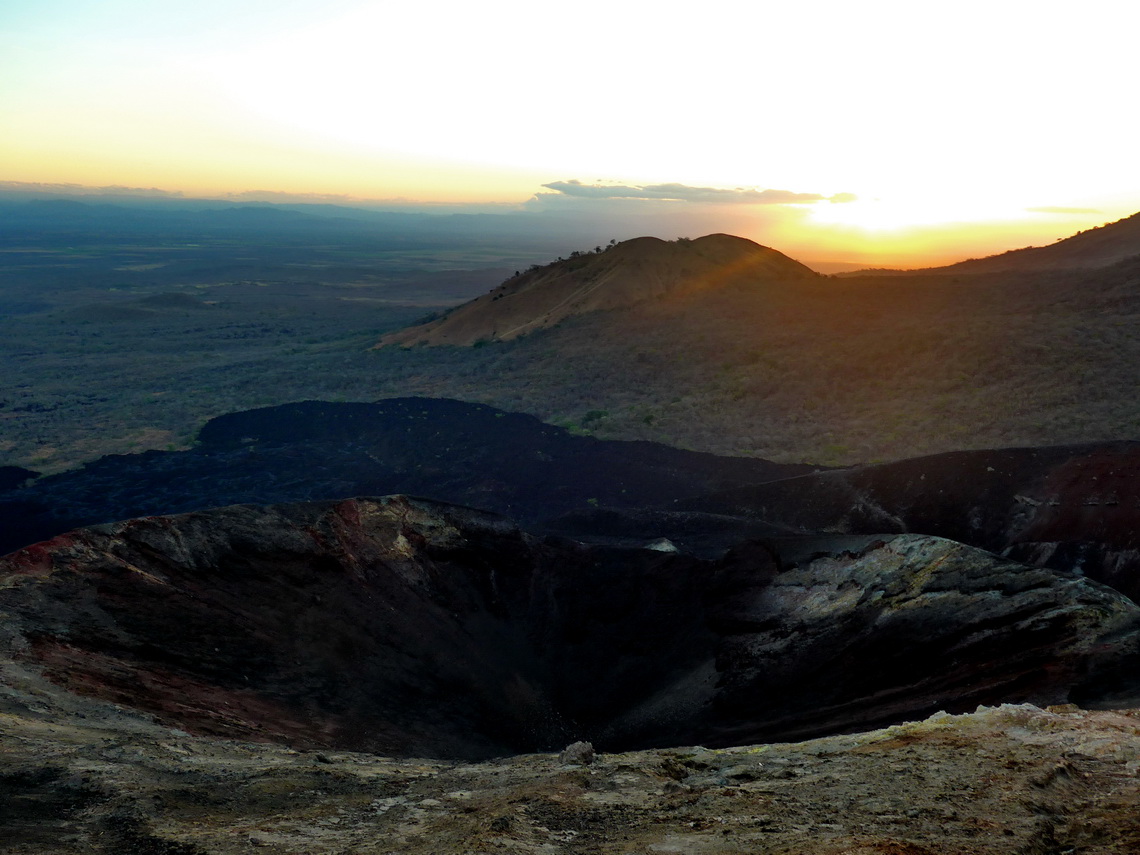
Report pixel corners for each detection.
[355,252,1140,467]
[377,233,818,347]
[934,211,1140,273]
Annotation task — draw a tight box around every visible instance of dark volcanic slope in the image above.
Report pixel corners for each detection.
[378,233,819,346]
[4,495,1139,761]
[0,398,815,556]
[0,465,38,491]
[11,400,1140,603]
[682,440,1140,601]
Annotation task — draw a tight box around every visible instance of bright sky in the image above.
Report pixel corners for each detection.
[3,0,1139,265]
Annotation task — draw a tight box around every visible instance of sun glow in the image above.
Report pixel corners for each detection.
[808,195,1033,233]
[779,195,1090,267]
[2,0,1139,266]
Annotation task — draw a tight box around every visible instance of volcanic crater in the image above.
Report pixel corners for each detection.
[5,494,1140,763]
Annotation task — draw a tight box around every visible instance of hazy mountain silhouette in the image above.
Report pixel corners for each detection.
[378,234,819,346]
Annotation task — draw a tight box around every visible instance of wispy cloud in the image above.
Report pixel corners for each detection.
[1026,206,1102,215]
[541,180,855,205]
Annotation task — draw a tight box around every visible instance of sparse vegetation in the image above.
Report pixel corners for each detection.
[0,236,541,472]
[5,230,1140,473]
[355,256,1140,466]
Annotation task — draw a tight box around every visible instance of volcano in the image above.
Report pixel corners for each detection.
[377,234,818,347]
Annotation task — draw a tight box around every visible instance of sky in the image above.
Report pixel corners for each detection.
[3,0,1139,267]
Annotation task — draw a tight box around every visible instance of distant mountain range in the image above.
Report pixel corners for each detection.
[0,195,600,254]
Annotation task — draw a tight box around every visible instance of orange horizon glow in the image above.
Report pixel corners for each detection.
[4,2,1137,270]
[739,207,1124,270]
[0,163,1127,270]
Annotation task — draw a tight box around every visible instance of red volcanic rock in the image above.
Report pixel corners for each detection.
[2,496,1139,760]
[1004,445,1140,596]
[2,497,557,760]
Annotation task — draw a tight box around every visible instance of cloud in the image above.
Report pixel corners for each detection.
[1026,206,1102,215]
[541,180,853,205]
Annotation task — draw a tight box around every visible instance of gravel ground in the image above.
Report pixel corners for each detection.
[4,657,1140,855]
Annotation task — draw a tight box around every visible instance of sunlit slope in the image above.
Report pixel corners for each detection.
[934,211,1140,273]
[377,234,819,347]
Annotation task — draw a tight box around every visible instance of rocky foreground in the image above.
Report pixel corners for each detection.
[4,690,1140,854]
[5,495,1140,852]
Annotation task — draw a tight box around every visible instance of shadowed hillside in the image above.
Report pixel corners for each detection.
[0,398,815,556]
